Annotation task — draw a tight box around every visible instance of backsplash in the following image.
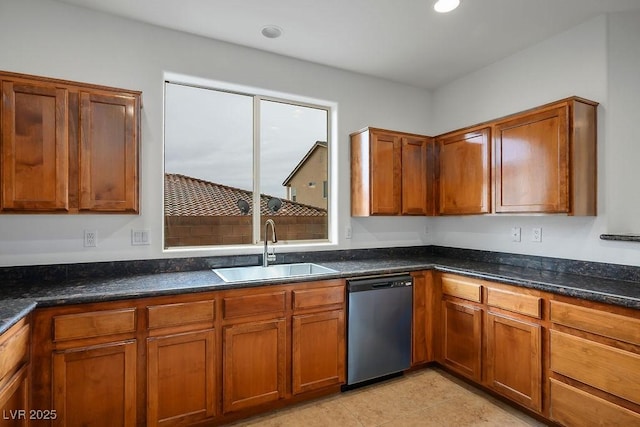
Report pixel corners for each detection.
[1,245,639,286]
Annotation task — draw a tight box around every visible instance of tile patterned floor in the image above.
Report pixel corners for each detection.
[229,368,548,426]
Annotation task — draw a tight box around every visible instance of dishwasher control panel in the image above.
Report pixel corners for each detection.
[347,275,413,292]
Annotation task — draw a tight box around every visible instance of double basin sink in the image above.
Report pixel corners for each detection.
[213,263,338,283]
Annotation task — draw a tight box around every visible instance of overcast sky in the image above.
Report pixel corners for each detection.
[164,83,327,198]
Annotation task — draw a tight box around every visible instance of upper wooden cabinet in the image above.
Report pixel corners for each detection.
[493,98,597,215]
[1,80,69,211]
[351,127,434,216]
[436,126,491,215]
[79,91,139,212]
[0,70,141,214]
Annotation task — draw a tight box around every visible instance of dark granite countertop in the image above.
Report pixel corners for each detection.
[2,251,639,335]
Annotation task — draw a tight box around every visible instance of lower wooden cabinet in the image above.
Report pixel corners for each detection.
[485,312,541,411]
[441,299,482,381]
[52,341,137,427]
[549,298,640,425]
[292,310,345,395]
[0,366,29,427]
[222,319,287,414]
[550,378,640,426]
[0,318,30,427]
[147,330,216,426]
[30,280,346,426]
[438,274,546,418]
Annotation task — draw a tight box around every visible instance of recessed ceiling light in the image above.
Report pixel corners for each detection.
[434,0,460,13]
[261,25,283,39]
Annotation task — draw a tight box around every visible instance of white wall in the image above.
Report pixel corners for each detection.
[0,0,433,267]
[606,11,640,235]
[1,1,639,268]
[430,14,640,266]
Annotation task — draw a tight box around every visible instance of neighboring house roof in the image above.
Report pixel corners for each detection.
[165,173,327,216]
[282,141,327,186]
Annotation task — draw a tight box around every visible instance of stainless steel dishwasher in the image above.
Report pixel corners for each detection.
[345,274,413,387]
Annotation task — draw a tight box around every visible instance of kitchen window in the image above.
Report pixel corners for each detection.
[163,80,333,249]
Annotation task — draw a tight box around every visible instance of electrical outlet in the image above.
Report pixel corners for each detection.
[511,227,521,242]
[532,227,542,242]
[423,225,429,235]
[345,225,352,239]
[84,230,97,247]
[131,229,150,246]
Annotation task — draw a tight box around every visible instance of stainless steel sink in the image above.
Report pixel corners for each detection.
[212,263,338,283]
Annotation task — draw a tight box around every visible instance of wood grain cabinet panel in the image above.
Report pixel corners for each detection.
[147,330,216,426]
[292,284,344,312]
[223,291,286,320]
[370,130,401,215]
[486,287,541,319]
[550,330,640,406]
[0,318,30,427]
[222,319,286,414]
[493,97,597,215]
[292,310,345,395]
[0,70,141,214]
[147,300,215,331]
[1,80,69,211]
[0,323,29,383]
[550,378,640,427]
[351,127,433,216]
[52,340,136,427]
[441,274,482,302]
[0,366,29,427]
[486,312,542,412]
[401,136,431,215]
[441,299,482,382]
[550,300,640,346]
[79,91,139,212]
[53,308,136,342]
[436,127,490,215]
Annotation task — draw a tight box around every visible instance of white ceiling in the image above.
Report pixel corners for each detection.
[55,0,640,90]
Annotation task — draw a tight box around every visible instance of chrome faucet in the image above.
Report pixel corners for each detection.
[263,219,278,267]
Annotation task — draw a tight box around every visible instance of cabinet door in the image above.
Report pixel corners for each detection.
[370,131,401,215]
[437,127,490,215]
[494,106,569,213]
[79,91,138,212]
[486,312,542,412]
[147,330,216,426]
[223,319,286,414]
[1,80,68,211]
[52,341,136,427]
[0,366,29,427]
[401,137,431,215]
[441,300,482,381]
[292,310,345,395]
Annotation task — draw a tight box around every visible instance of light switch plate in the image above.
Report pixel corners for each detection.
[132,229,150,245]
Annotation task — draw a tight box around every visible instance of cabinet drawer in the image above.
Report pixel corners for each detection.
[53,308,136,342]
[550,330,640,405]
[223,291,286,320]
[550,300,640,346]
[550,379,640,426]
[0,323,29,382]
[441,274,482,302]
[292,286,344,311]
[147,300,215,330]
[487,288,541,318]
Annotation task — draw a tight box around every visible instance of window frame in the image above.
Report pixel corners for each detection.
[162,73,338,253]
